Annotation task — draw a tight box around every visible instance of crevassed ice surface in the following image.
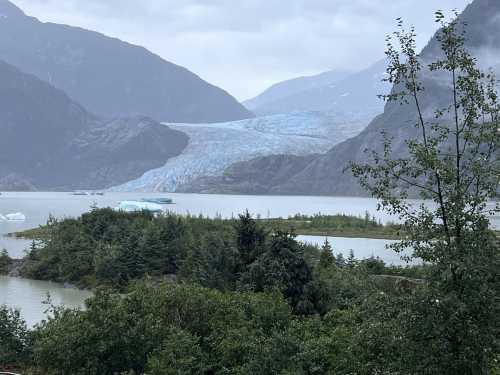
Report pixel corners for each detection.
[112,111,367,192]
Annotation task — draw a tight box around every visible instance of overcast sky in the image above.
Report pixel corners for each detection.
[11,0,471,101]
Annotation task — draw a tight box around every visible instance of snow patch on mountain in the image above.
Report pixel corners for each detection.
[111,112,367,192]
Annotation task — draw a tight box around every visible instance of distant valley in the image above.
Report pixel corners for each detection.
[2,0,496,196]
[112,59,391,193]
[0,0,387,194]
[181,0,500,196]
[111,112,365,192]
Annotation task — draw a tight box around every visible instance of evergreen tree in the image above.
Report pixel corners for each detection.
[234,211,266,268]
[0,249,11,274]
[241,231,314,314]
[318,238,336,269]
[346,250,356,268]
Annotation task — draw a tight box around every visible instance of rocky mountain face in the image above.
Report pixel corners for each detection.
[184,0,500,196]
[0,173,36,191]
[180,154,319,195]
[243,60,389,123]
[0,60,188,190]
[0,0,252,123]
[244,70,351,113]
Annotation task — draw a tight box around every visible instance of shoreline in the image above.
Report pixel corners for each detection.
[7,226,499,242]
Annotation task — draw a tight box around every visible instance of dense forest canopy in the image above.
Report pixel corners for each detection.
[1,10,500,375]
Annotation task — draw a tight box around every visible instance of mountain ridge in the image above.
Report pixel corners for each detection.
[244,69,352,112]
[0,0,253,123]
[181,0,500,196]
[0,59,189,190]
[244,59,389,123]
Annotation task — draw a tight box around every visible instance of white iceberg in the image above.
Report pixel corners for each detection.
[4,212,26,221]
[116,201,163,213]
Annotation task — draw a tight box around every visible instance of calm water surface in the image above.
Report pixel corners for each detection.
[0,191,396,235]
[0,192,497,324]
[296,236,407,265]
[0,276,91,327]
[0,191,401,260]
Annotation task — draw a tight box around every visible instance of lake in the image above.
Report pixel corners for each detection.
[1,191,413,261]
[296,235,405,265]
[0,276,92,327]
[0,192,399,236]
[0,192,497,325]
[0,191,404,261]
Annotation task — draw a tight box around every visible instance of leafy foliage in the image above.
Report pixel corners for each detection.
[6,10,499,375]
[0,306,31,369]
[350,12,500,374]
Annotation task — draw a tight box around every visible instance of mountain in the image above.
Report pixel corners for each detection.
[112,112,366,192]
[244,60,389,122]
[0,173,36,191]
[0,60,188,190]
[183,0,500,196]
[0,0,252,123]
[180,154,319,195]
[244,70,351,112]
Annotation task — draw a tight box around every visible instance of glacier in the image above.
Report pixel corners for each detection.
[111,111,368,192]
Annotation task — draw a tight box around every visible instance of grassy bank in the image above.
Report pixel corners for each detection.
[7,226,49,240]
[259,214,401,239]
[10,212,402,240]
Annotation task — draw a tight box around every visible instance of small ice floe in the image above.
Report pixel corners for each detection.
[116,201,163,213]
[71,191,90,196]
[1,212,27,221]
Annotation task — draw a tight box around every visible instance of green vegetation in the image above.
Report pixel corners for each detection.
[0,249,12,275]
[350,12,500,374]
[262,212,401,239]
[0,306,31,370]
[1,12,499,375]
[12,211,402,240]
[7,227,51,241]
[3,208,426,374]
[19,209,412,307]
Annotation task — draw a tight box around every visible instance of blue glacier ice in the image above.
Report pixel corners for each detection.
[111,111,369,192]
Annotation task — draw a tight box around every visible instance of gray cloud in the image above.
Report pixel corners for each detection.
[11,0,472,100]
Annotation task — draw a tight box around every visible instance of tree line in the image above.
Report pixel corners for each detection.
[1,11,499,374]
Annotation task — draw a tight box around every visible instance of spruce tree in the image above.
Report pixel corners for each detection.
[318,238,336,269]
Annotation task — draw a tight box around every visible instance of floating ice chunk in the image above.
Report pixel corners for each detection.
[4,212,26,221]
[116,201,163,213]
